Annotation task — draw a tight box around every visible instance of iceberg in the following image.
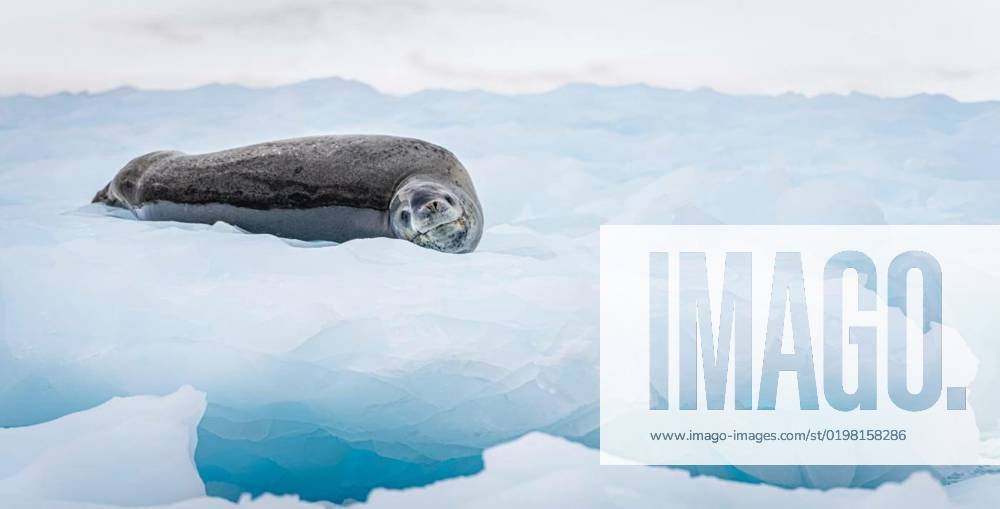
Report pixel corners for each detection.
[2,79,1000,502]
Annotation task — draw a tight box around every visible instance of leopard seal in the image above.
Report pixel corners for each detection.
[92,135,484,253]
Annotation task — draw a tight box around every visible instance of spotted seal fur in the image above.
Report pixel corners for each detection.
[93,135,484,253]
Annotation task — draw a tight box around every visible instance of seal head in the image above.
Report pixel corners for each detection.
[389,176,483,254]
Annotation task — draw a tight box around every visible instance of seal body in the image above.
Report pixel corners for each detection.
[93,135,484,253]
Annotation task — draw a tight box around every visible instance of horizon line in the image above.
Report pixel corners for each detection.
[3,76,995,106]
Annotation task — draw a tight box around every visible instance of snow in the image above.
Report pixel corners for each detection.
[2,79,1000,502]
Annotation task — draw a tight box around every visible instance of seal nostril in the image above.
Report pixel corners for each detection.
[427,200,440,212]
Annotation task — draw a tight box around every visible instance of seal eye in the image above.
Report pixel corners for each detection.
[445,196,456,206]
[399,210,410,224]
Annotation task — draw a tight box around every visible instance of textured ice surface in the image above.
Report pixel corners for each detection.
[3,79,1000,502]
[363,433,1000,509]
[0,388,328,508]
[2,393,996,509]
[0,387,206,506]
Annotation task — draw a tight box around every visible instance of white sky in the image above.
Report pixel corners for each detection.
[3,0,1000,100]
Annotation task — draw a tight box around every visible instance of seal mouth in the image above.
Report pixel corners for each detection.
[411,217,467,248]
[415,214,462,235]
